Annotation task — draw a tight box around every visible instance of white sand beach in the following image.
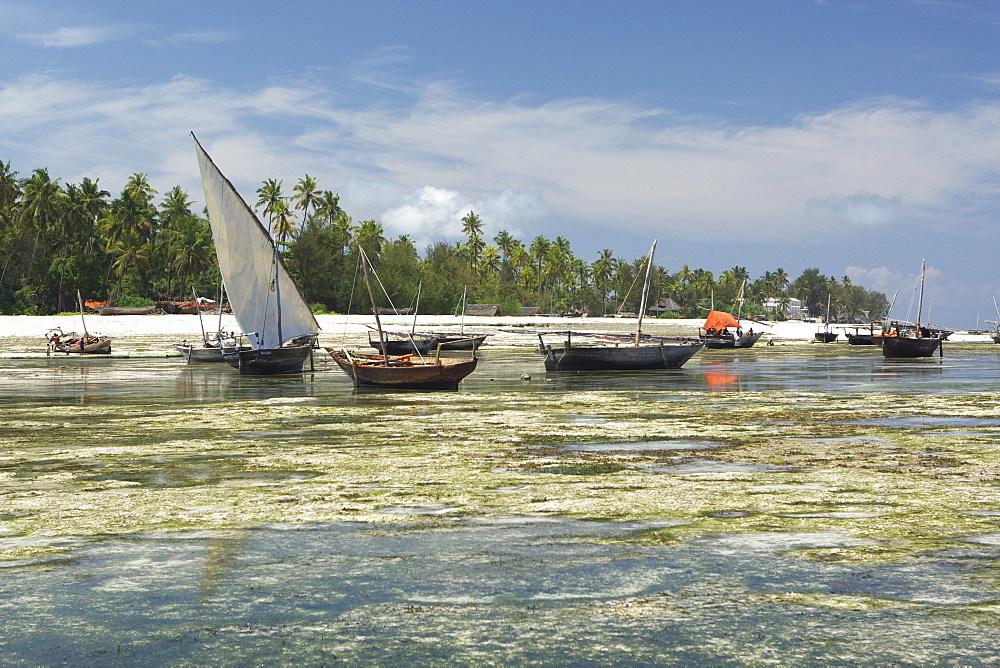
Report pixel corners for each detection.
[1,313,989,354]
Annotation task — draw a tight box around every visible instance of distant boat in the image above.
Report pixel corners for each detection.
[699,310,762,349]
[95,306,158,316]
[371,285,490,352]
[845,326,883,346]
[367,328,441,355]
[538,241,703,371]
[882,260,942,359]
[988,297,1000,344]
[330,246,478,390]
[193,135,319,374]
[46,291,112,354]
[366,282,443,354]
[814,294,838,342]
[173,286,251,363]
[432,286,491,349]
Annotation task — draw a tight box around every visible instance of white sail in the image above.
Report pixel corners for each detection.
[193,136,319,350]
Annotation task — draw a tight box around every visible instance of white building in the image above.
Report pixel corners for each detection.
[762,297,803,318]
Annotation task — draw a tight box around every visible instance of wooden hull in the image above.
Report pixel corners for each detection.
[814,332,838,343]
[174,342,252,363]
[369,336,440,355]
[96,306,158,315]
[541,341,703,371]
[223,344,314,374]
[328,349,477,390]
[48,336,112,355]
[846,334,881,346]
[881,336,942,358]
[435,334,490,350]
[991,332,1000,344]
[701,332,762,349]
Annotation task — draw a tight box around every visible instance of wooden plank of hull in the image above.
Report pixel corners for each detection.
[542,342,702,371]
[369,337,440,355]
[846,334,880,346]
[175,343,226,363]
[96,306,158,315]
[224,345,313,374]
[328,350,477,390]
[436,334,489,350]
[51,338,112,354]
[881,337,941,358]
[814,332,838,343]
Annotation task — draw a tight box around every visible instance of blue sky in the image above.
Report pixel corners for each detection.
[3,0,1000,327]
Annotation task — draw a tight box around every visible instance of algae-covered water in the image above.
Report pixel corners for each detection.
[2,339,1000,664]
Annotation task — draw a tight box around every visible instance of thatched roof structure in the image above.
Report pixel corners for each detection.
[465,304,501,317]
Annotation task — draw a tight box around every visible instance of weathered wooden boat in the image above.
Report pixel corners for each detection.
[882,260,942,359]
[432,286,490,350]
[174,334,251,363]
[539,332,703,371]
[845,327,881,345]
[46,291,112,354]
[332,246,478,389]
[436,333,490,350]
[815,294,838,342]
[96,306,159,315]
[699,310,762,349]
[46,328,112,354]
[328,348,478,390]
[537,241,704,371]
[194,135,319,375]
[367,329,441,354]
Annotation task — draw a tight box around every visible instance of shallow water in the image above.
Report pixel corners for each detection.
[2,340,1000,663]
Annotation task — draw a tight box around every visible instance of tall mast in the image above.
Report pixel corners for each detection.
[916,258,926,332]
[77,290,88,337]
[273,240,283,345]
[411,282,422,334]
[635,240,657,345]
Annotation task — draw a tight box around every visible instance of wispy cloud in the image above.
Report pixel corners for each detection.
[17,25,127,48]
[149,31,238,47]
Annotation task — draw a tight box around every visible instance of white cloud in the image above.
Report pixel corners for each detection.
[17,25,125,48]
[3,70,1000,254]
[808,192,901,225]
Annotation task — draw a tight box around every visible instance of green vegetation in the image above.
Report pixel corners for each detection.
[0,160,887,318]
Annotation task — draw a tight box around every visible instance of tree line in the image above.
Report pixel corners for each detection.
[0,160,889,321]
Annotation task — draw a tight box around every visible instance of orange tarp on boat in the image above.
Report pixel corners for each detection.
[84,300,109,309]
[702,310,741,330]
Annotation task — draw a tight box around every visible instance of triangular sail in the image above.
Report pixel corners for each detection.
[193,136,318,350]
[702,310,740,330]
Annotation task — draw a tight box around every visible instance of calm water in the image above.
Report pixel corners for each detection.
[2,342,1000,664]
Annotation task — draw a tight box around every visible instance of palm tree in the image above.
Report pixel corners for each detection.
[592,249,615,314]
[0,160,20,227]
[528,236,550,305]
[293,175,320,226]
[255,179,284,234]
[493,230,516,264]
[481,246,501,276]
[354,219,386,261]
[108,227,152,301]
[18,168,65,282]
[315,190,345,225]
[270,199,296,246]
[460,210,483,238]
